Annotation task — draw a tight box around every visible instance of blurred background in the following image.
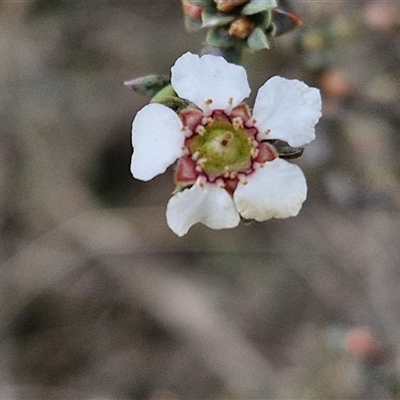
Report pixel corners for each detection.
[0,0,400,398]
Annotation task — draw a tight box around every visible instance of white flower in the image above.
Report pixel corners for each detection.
[131,52,321,236]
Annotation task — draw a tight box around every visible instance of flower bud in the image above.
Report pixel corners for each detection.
[214,0,249,13]
[229,17,254,39]
[182,0,203,20]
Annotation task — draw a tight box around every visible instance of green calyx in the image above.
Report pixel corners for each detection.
[190,120,252,176]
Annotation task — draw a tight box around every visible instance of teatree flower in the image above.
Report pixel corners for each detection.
[131,52,321,236]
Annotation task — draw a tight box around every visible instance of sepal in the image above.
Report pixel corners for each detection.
[202,8,235,28]
[242,0,277,16]
[261,9,272,29]
[152,95,192,114]
[200,44,244,64]
[206,26,237,48]
[247,27,273,50]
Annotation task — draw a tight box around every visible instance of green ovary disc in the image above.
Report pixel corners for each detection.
[190,121,252,176]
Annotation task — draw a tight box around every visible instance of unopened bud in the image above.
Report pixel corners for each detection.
[214,0,249,13]
[182,0,203,20]
[229,17,254,39]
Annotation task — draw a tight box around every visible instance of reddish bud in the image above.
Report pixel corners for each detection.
[182,0,203,20]
[214,0,249,13]
[229,17,255,39]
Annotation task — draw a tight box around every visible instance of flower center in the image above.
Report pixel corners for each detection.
[175,104,277,193]
[189,120,252,177]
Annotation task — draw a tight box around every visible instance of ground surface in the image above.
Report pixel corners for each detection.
[1,1,400,399]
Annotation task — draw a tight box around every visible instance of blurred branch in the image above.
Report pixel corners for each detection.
[2,208,283,398]
[109,256,282,399]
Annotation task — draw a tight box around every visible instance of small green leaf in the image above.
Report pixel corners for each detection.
[184,15,203,31]
[202,8,235,28]
[206,26,236,48]
[242,0,277,16]
[247,27,272,50]
[261,9,272,29]
[124,75,171,97]
[185,0,209,7]
[200,44,244,64]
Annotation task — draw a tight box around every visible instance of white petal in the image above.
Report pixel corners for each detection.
[233,158,307,221]
[171,52,250,113]
[166,181,240,236]
[131,103,185,181]
[253,76,322,147]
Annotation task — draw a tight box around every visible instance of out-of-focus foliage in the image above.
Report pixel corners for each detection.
[1,1,400,399]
